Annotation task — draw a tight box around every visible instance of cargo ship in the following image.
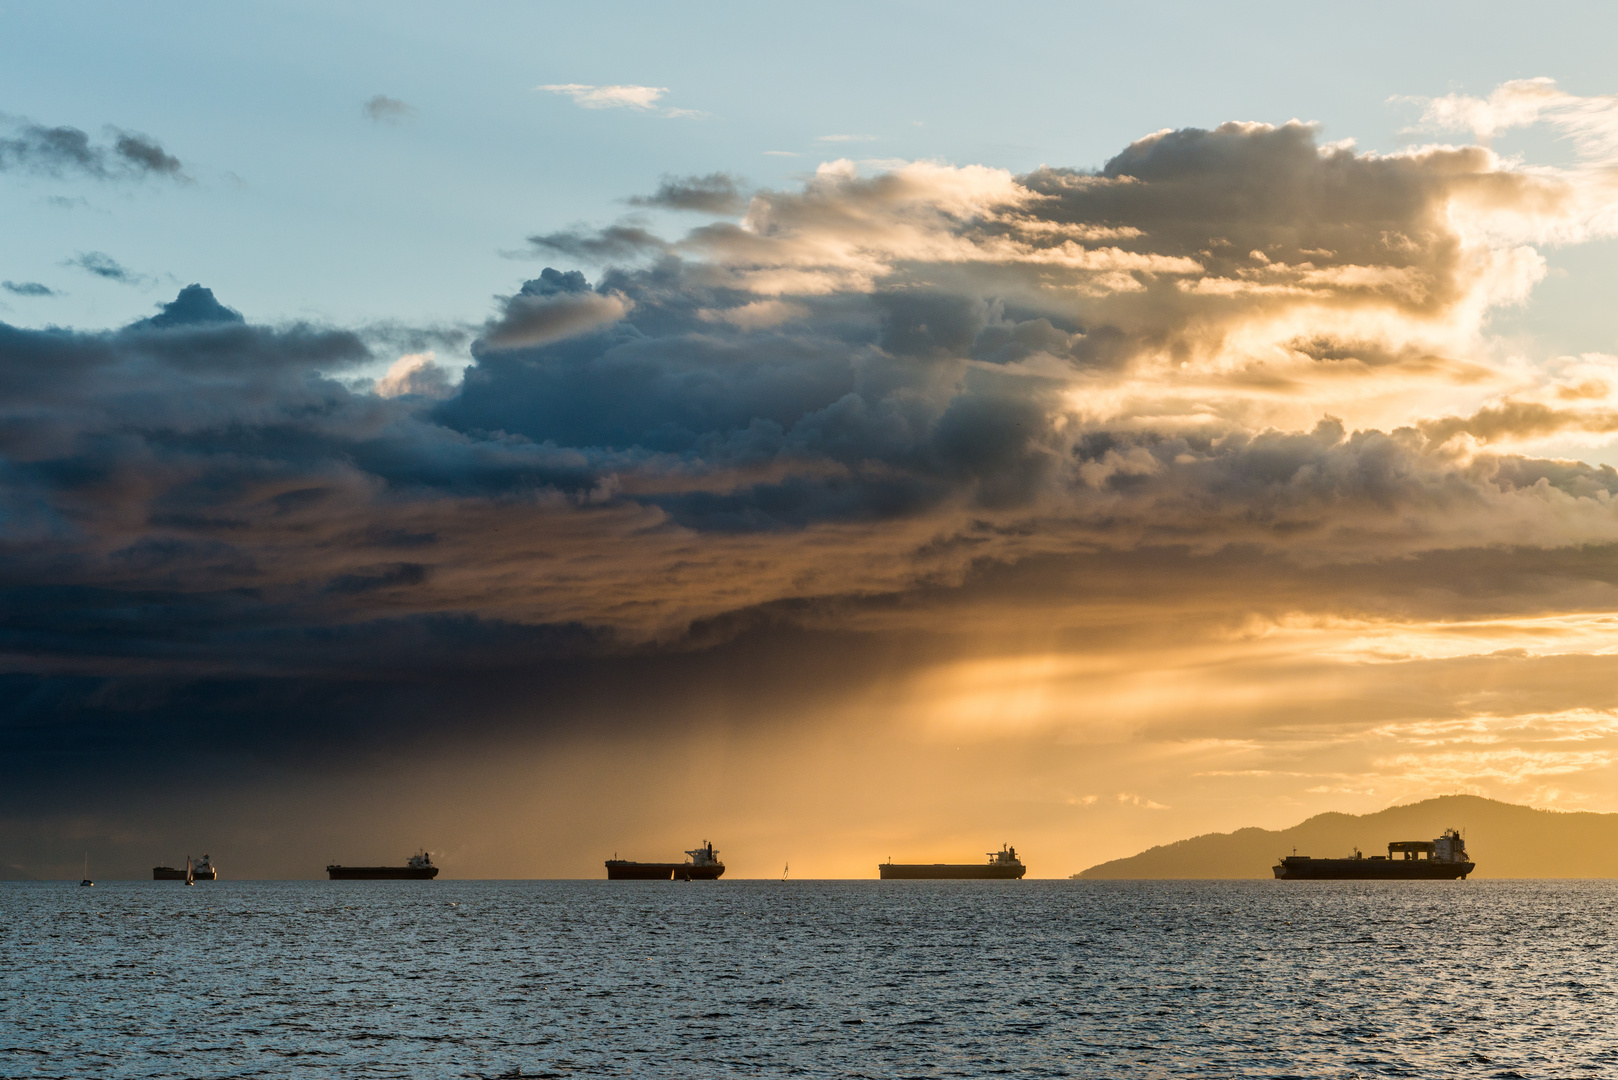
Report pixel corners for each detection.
[326,851,439,880]
[1273,828,1473,880]
[879,844,1026,879]
[606,841,725,880]
[153,854,217,881]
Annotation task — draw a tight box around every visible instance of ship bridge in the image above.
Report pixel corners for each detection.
[1387,841,1436,860]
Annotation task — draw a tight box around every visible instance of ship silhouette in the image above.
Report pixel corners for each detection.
[327,851,439,880]
[606,841,725,880]
[1273,829,1474,880]
[880,844,1027,879]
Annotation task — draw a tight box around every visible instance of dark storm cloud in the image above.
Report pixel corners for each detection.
[0,116,185,180]
[3,105,1617,786]
[627,172,747,214]
[2,281,55,297]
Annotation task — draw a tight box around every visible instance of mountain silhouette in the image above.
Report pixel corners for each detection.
[1074,796,1618,878]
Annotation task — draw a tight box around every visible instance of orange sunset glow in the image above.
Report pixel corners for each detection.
[5,51,1618,884]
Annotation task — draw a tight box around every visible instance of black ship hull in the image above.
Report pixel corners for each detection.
[153,867,217,881]
[1273,858,1473,880]
[879,863,1026,879]
[605,861,725,880]
[326,865,439,880]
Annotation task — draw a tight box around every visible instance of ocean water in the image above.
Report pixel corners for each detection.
[3,879,1615,1079]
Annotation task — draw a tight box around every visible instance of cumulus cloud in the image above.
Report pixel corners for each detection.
[363,94,418,124]
[0,116,184,180]
[12,97,1618,647]
[1401,79,1618,246]
[140,283,244,327]
[481,269,634,349]
[8,82,1618,824]
[376,351,456,398]
[697,298,807,330]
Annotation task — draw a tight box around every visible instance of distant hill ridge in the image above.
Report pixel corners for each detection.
[1074,795,1618,879]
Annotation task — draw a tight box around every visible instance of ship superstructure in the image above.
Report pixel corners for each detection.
[606,841,725,880]
[1273,828,1474,880]
[879,844,1027,880]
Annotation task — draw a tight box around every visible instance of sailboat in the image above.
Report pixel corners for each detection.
[184,855,194,886]
[79,853,93,887]
[782,862,788,882]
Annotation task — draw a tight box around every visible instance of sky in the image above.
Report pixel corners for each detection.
[5,2,1618,879]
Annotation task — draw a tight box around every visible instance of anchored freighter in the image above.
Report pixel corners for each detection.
[1273,829,1474,880]
[327,851,439,880]
[879,844,1026,879]
[153,854,217,881]
[606,841,725,880]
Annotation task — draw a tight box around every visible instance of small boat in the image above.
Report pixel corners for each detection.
[79,853,93,887]
[184,856,195,886]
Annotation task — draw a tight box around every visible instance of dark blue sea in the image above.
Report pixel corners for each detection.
[3,879,1614,1078]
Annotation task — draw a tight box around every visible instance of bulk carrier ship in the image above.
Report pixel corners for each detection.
[327,851,439,880]
[879,844,1026,879]
[606,841,725,880]
[153,855,217,881]
[1273,829,1474,880]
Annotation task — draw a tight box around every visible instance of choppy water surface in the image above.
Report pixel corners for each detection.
[3,879,1615,1078]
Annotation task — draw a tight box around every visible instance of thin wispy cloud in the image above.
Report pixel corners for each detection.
[815,134,877,143]
[1400,78,1618,150]
[763,150,801,157]
[1,281,56,297]
[536,83,668,110]
[626,172,747,214]
[63,251,148,285]
[534,83,705,119]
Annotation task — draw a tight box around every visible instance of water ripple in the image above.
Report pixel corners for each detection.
[2,880,1615,1077]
